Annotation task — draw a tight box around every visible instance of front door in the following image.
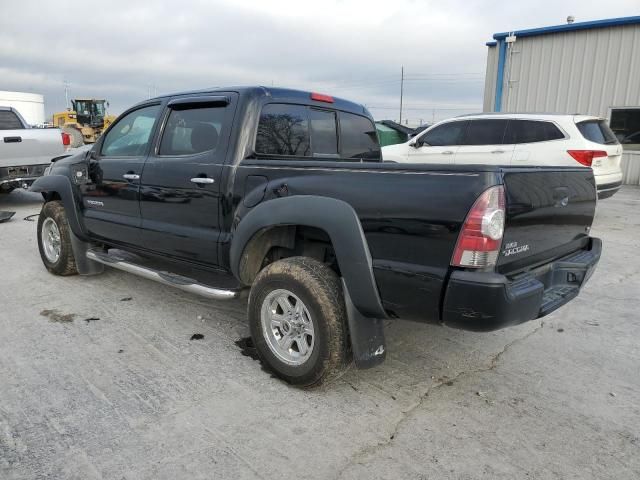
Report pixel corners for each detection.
[138,94,236,266]
[82,103,162,245]
[408,120,467,164]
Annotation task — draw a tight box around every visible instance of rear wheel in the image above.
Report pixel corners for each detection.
[62,126,84,148]
[248,257,349,387]
[37,201,78,276]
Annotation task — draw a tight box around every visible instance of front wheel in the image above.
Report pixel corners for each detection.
[248,257,349,387]
[37,201,78,276]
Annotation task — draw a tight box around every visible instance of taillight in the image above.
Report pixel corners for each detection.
[61,132,70,146]
[310,92,334,103]
[451,185,505,268]
[567,150,607,167]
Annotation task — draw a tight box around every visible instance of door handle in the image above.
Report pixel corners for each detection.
[442,150,454,155]
[122,173,140,180]
[3,136,22,143]
[190,177,215,185]
[491,150,505,154]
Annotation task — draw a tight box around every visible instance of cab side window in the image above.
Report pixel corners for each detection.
[419,121,467,146]
[101,105,161,157]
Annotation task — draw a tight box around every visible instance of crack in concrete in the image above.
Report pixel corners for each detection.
[334,321,545,480]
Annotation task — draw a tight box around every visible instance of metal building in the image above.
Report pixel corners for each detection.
[483,16,640,185]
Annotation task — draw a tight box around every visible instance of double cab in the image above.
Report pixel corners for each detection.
[32,87,601,386]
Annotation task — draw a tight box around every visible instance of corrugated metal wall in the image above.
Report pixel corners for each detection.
[483,45,498,112]
[483,23,640,184]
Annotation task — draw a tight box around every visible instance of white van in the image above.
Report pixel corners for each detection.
[382,113,623,198]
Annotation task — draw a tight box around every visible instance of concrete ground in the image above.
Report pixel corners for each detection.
[1,187,639,480]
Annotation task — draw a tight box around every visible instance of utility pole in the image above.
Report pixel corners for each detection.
[63,79,70,109]
[399,66,404,124]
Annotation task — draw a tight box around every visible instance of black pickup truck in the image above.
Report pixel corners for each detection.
[31,87,601,386]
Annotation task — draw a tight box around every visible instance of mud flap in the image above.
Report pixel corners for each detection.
[342,279,386,369]
[68,226,103,275]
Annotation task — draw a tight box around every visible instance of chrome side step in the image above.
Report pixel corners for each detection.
[86,249,244,300]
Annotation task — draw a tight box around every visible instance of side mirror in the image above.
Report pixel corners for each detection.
[412,138,423,148]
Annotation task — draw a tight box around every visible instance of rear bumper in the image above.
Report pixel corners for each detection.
[0,164,49,191]
[442,237,601,331]
[596,181,622,199]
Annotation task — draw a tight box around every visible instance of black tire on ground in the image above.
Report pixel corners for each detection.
[248,257,349,387]
[37,201,78,276]
[62,126,84,148]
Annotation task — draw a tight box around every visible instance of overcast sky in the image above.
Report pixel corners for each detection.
[1,0,638,124]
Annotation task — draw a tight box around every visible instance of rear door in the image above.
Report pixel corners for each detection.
[454,119,512,164]
[83,103,162,245]
[138,94,237,265]
[507,119,568,165]
[407,120,467,164]
[497,167,597,275]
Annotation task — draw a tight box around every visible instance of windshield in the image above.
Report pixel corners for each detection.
[74,101,105,117]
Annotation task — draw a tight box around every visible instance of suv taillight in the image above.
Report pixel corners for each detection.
[567,150,607,167]
[451,185,505,268]
[61,132,71,146]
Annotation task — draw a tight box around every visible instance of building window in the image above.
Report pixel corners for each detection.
[610,108,640,151]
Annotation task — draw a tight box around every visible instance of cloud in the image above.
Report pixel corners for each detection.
[1,0,638,124]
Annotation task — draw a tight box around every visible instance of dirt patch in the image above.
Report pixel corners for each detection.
[190,334,204,340]
[40,309,76,323]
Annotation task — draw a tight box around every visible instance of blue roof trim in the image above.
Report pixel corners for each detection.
[485,41,497,46]
[493,15,640,40]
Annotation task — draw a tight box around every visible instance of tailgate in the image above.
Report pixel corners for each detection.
[497,167,596,274]
[0,129,64,168]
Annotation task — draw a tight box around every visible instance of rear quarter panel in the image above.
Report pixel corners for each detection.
[224,161,501,322]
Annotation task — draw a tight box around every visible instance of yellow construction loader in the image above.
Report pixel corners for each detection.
[53,99,116,147]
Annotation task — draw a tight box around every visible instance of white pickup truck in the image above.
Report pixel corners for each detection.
[1,106,68,194]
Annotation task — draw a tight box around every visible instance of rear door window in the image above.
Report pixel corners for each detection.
[339,112,381,160]
[504,120,565,144]
[159,106,226,156]
[461,119,508,145]
[255,104,310,157]
[0,110,23,129]
[309,108,338,157]
[419,121,467,146]
[577,120,619,145]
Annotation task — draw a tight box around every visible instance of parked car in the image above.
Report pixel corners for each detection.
[31,87,601,386]
[0,106,69,194]
[382,113,623,199]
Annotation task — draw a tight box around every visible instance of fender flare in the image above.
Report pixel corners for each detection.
[230,195,386,319]
[30,175,86,240]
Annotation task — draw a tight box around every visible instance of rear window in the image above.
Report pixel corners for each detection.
[0,110,23,130]
[309,108,338,157]
[504,120,565,144]
[255,104,311,157]
[577,120,618,145]
[339,112,381,160]
[461,119,508,145]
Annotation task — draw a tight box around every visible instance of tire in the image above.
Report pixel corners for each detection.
[62,126,84,148]
[248,257,349,387]
[37,201,78,276]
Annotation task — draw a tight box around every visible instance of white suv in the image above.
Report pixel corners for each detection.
[382,113,623,198]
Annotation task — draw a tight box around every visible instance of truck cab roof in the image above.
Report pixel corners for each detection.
[142,86,371,116]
